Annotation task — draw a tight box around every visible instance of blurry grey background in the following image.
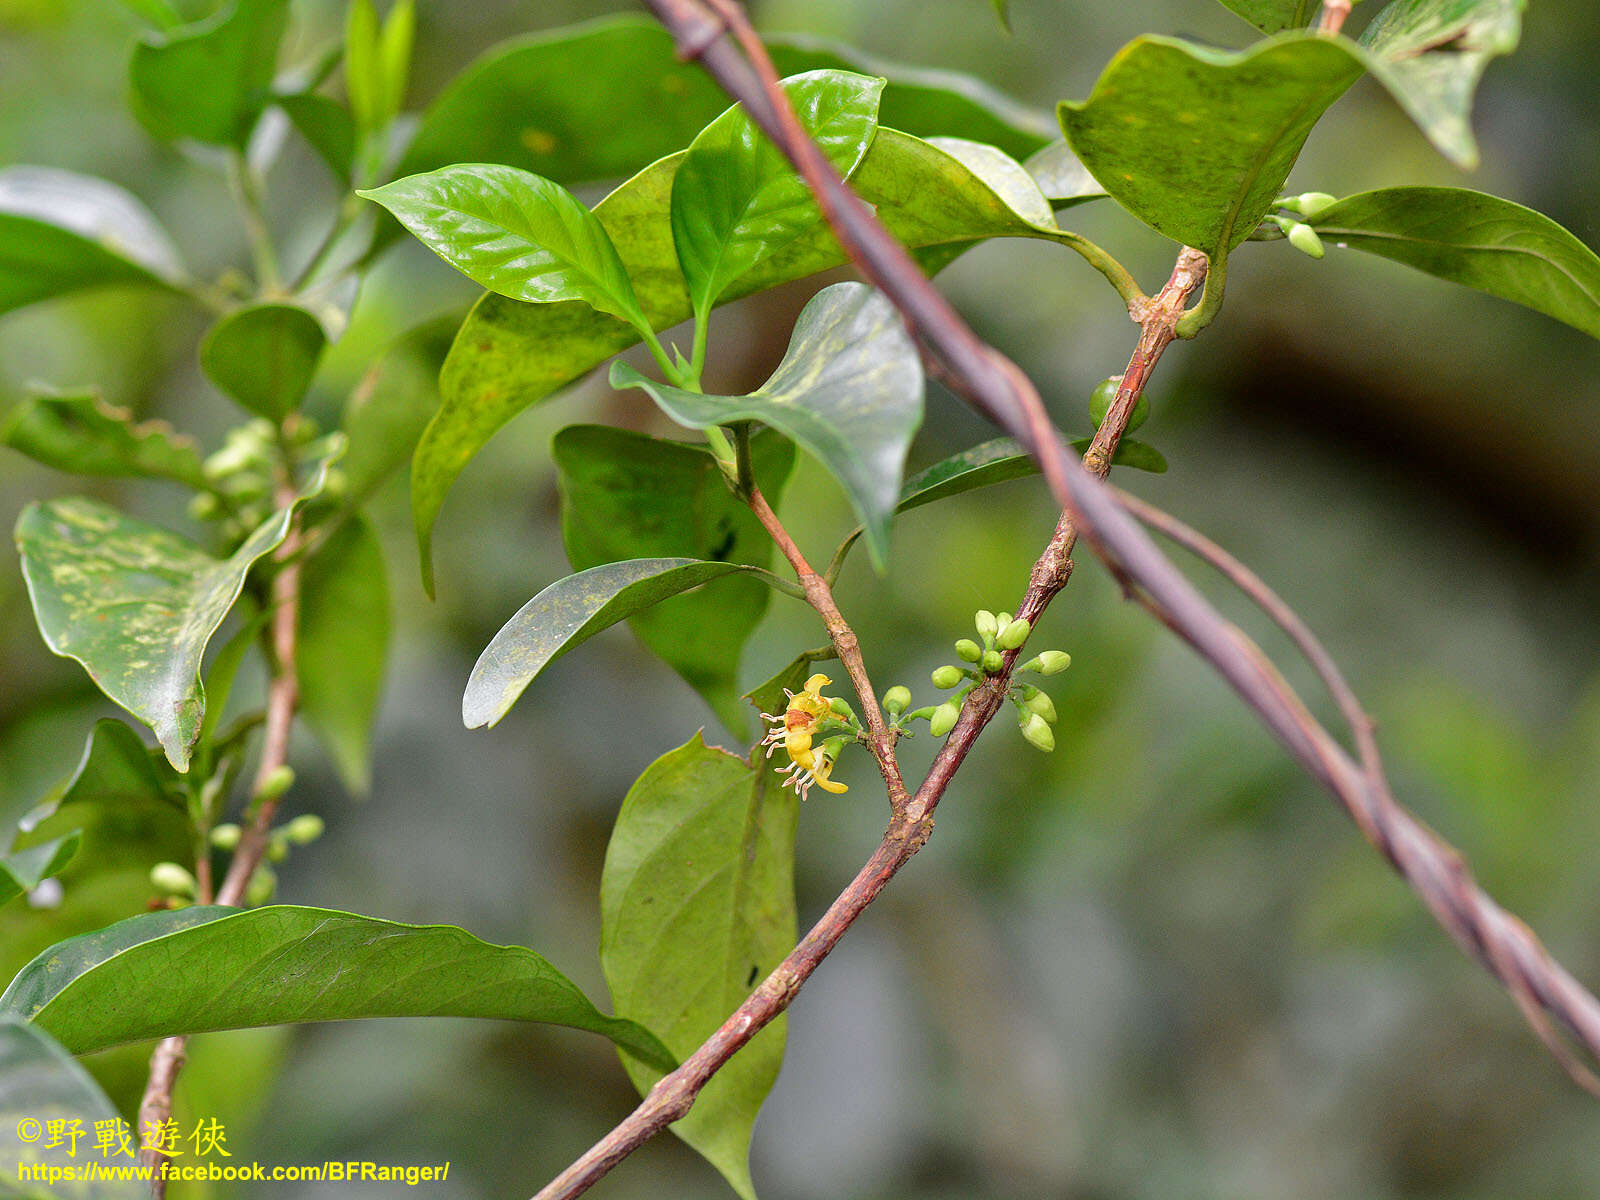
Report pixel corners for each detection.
[2,0,1599,1197]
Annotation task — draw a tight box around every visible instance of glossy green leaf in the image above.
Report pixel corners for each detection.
[416,128,1078,591]
[554,427,795,736]
[1212,0,1317,33]
[360,164,650,334]
[339,315,456,511]
[200,303,327,420]
[601,734,797,1200]
[298,516,389,793]
[129,0,291,146]
[0,166,184,317]
[0,1019,142,1200]
[1359,0,1523,169]
[276,91,357,180]
[464,558,783,730]
[1059,34,1363,255]
[612,283,923,571]
[926,137,1054,227]
[1021,140,1107,206]
[1,391,208,489]
[0,834,80,910]
[673,70,884,320]
[394,15,1051,186]
[0,904,675,1072]
[1307,187,1600,340]
[14,458,332,771]
[897,437,1037,514]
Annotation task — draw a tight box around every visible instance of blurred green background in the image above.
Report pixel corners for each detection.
[3,1,1600,1197]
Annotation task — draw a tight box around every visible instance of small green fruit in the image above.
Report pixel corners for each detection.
[981,650,1004,674]
[1286,222,1325,260]
[1089,376,1121,426]
[150,862,197,897]
[954,639,982,663]
[997,618,1031,651]
[929,701,961,737]
[267,837,289,863]
[1019,712,1055,752]
[209,823,241,850]
[253,764,295,803]
[931,665,964,689]
[245,865,276,907]
[882,686,911,715]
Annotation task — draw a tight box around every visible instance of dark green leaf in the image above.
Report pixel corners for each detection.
[1059,34,1363,256]
[129,0,291,147]
[1101,437,1167,473]
[299,517,389,793]
[0,835,81,910]
[1212,0,1318,33]
[897,437,1036,514]
[601,734,796,1200]
[1021,140,1107,206]
[415,129,1077,591]
[612,283,923,571]
[340,314,457,507]
[1359,0,1523,169]
[1308,187,1600,340]
[276,92,357,180]
[200,303,327,420]
[554,427,795,736]
[394,15,1051,186]
[195,607,262,763]
[672,70,884,319]
[14,456,333,771]
[360,165,650,333]
[0,1019,142,1200]
[1,391,208,490]
[0,905,675,1072]
[464,558,784,730]
[0,166,184,317]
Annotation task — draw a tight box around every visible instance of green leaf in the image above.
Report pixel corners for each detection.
[926,137,1054,227]
[275,91,357,181]
[1,390,208,490]
[394,15,1051,187]
[0,905,676,1072]
[1212,0,1318,33]
[200,303,327,421]
[340,314,457,507]
[129,0,291,147]
[415,128,1078,591]
[672,70,884,320]
[990,0,1012,32]
[554,427,795,736]
[359,165,650,334]
[611,283,924,571]
[1059,34,1363,256]
[464,558,785,730]
[344,0,383,133]
[1021,140,1107,206]
[1307,187,1600,340]
[601,734,797,1200]
[19,720,180,839]
[0,166,184,317]
[14,456,333,771]
[0,1019,143,1200]
[897,437,1037,514]
[1104,438,1167,473]
[1359,0,1523,169]
[298,516,389,793]
[0,834,81,910]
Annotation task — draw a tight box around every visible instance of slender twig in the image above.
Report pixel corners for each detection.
[532,5,1600,1194]
[228,151,281,296]
[1317,0,1353,35]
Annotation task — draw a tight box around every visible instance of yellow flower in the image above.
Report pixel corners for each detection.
[760,672,849,800]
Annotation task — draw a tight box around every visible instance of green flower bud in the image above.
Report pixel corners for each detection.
[1018,711,1055,752]
[209,823,241,851]
[954,639,982,663]
[150,862,197,897]
[882,686,911,716]
[245,865,276,908]
[974,610,998,639]
[1034,650,1072,675]
[929,700,961,737]
[931,665,965,689]
[267,837,289,863]
[187,492,221,522]
[981,650,1004,674]
[253,764,295,804]
[1295,191,1337,220]
[1022,686,1057,723]
[285,813,326,844]
[997,617,1031,651]
[996,613,1013,630]
[1286,221,1325,260]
